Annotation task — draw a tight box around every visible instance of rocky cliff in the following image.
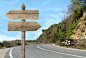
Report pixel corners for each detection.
[70,11,86,39]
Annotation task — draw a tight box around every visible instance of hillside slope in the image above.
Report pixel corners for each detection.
[36,10,86,43]
[70,11,86,39]
[36,24,58,43]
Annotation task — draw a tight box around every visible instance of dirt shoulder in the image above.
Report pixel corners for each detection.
[0,48,11,58]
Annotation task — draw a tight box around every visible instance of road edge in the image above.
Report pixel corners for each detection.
[53,44,86,52]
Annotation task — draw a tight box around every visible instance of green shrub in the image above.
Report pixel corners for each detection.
[42,29,45,32]
[0,42,2,45]
[84,16,86,21]
[66,37,73,41]
[18,42,21,45]
[75,25,80,31]
[66,20,78,37]
[59,38,64,43]
[81,44,85,47]
[2,41,10,45]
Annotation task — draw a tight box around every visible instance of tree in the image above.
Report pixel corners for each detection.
[69,0,85,23]
[61,20,66,29]
[62,10,67,20]
[2,41,10,45]
[42,29,45,32]
[59,28,61,34]
[58,32,65,43]
[67,3,75,17]
[73,6,84,23]
[71,0,86,8]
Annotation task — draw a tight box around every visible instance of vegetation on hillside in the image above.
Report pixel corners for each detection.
[0,40,36,49]
[36,0,86,44]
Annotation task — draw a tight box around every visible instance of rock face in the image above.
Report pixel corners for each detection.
[70,11,86,39]
[80,11,86,20]
[70,21,86,39]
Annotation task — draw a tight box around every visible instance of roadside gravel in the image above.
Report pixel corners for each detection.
[0,48,11,58]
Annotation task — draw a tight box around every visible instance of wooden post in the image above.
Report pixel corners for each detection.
[21,3,25,58]
[6,3,40,58]
[5,3,41,58]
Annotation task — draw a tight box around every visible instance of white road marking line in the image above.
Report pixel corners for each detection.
[9,47,14,58]
[53,44,86,52]
[37,45,86,58]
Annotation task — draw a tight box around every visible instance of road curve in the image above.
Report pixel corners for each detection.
[5,43,86,58]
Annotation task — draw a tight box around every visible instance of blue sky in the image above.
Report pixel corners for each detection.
[0,0,72,42]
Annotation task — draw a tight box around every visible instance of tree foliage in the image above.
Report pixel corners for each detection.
[71,0,86,8]
[67,3,75,17]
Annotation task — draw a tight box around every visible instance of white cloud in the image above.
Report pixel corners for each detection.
[0,39,3,43]
[42,28,44,29]
[45,13,65,25]
[30,30,42,38]
[43,0,52,4]
[49,13,63,18]
[43,18,61,26]
[26,33,28,38]
[42,27,48,30]
[24,30,42,40]
[45,19,55,24]
[35,30,42,37]
[50,13,69,19]
[26,33,32,37]
[0,34,21,42]
[4,0,20,4]
[41,19,60,32]
[49,14,58,17]
[50,8,62,11]
[26,7,42,10]
[2,30,10,33]
[58,13,63,16]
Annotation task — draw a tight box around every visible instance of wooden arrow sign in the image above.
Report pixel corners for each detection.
[5,10,39,20]
[8,22,41,31]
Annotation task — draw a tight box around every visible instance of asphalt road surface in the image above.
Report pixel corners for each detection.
[5,43,86,58]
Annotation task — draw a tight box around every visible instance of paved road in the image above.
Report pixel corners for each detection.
[5,43,86,58]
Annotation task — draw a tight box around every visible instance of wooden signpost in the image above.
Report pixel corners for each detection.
[8,22,41,31]
[5,10,39,19]
[5,3,41,58]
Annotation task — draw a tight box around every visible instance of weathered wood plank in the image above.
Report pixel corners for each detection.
[8,22,41,31]
[6,14,39,19]
[7,10,39,14]
[5,10,39,20]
